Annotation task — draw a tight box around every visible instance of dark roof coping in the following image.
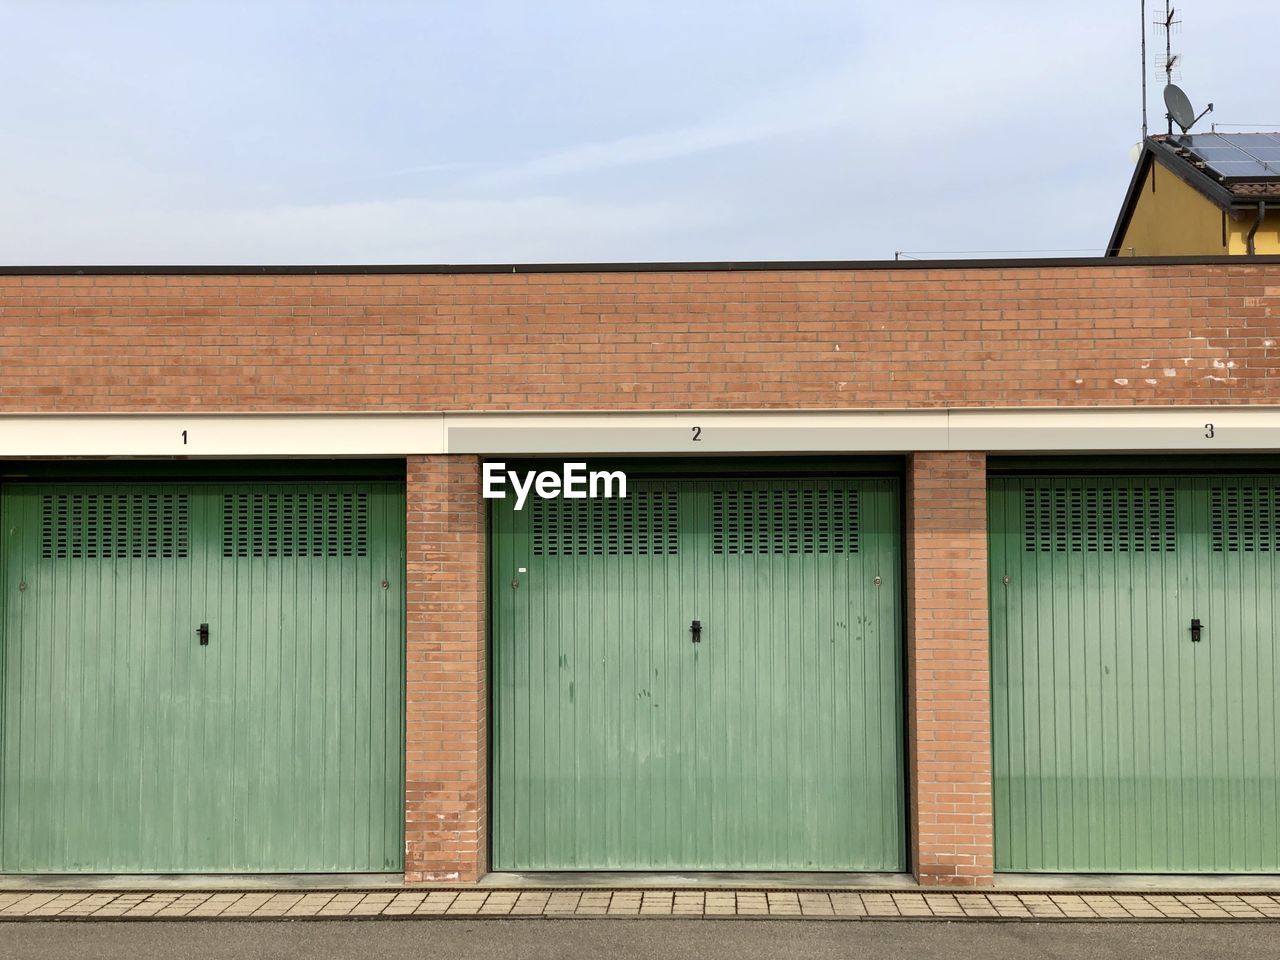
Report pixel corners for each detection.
[3,255,1280,277]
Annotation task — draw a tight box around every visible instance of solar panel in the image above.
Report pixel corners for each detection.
[1176,133,1280,179]
[1217,132,1280,148]
[1210,160,1275,177]
[1216,134,1280,159]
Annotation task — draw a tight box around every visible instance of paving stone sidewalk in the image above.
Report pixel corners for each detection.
[4,890,1280,921]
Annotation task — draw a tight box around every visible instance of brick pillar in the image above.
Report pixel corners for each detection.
[905,452,994,887]
[404,455,488,883]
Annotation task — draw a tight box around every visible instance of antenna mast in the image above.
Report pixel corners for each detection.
[1153,1,1182,135]
[1141,2,1148,139]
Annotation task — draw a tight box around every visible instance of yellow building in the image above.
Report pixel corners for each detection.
[1108,132,1280,256]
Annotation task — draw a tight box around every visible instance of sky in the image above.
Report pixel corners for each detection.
[1,0,1275,264]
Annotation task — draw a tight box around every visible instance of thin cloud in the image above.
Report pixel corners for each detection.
[0,1,1275,263]
[2,194,715,264]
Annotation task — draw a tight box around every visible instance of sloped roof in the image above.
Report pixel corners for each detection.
[1155,132,1280,194]
[1107,132,1280,255]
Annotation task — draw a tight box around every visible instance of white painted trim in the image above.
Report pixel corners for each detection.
[0,414,445,457]
[444,408,1280,454]
[444,412,948,454]
[0,408,1277,457]
[947,408,1274,452]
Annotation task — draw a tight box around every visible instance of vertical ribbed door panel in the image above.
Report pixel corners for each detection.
[1195,478,1280,870]
[700,479,904,870]
[491,476,904,870]
[0,481,404,873]
[491,481,691,870]
[990,476,1280,872]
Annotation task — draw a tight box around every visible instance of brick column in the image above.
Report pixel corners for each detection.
[905,452,994,887]
[404,455,488,882]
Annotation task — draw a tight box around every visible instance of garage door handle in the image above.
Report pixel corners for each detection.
[691,620,701,644]
[197,623,210,646]
[1190,618,1202,643]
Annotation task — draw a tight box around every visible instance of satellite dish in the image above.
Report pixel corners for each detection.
[1164,84,1197,133]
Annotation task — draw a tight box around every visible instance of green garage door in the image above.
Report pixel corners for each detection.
[491,476,904,871]
[0,480,405,873]
[991,476,1280,872]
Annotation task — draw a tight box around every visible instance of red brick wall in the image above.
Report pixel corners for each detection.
[1,263,1278,411]
[9,262,1274,884]
[404,455,487,882]
[905,452,993,887]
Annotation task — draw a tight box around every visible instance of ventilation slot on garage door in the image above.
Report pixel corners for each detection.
[712,487,859,555]
[1211,485,1280,552]
[531,490,678,557]
[1023,485,1176,552]
[41,493,190,560]
[222,491,370,558]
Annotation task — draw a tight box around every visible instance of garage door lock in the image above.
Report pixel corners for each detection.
[1190,618,1203,643]
[690,619,702,644]
[197,623,210,646]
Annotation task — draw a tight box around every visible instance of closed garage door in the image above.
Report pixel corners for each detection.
[0,479,405,873]
[491,474,904,871]
[991,475,1280,872]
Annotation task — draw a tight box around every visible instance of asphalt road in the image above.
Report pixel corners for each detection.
[3,919,1279,960]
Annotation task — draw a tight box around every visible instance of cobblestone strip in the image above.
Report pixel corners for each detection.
[987,895,1032,919]
[125,894,185,918]
[705,892,737,916]
[573,892,610,915]
[188,894,249,918]
[8,888,1280,920]
[673,892,704,916]
[349,893,397,916]
[641,892,674,916]
[60,894,120,917]
[28,894,91,917]
[799,893,834,917]
[1177,895,1232,919]
[1207,896,1264,919]
[413,891,458,915]
[155,893,214,917]
[1242,896,1280,918]
[314,894,362,917]
[88,894,150,918]
[892,894,932,918]
[446,892,490,916]
[1144,895,1198,918]
[2,894,63,917]
[861,893,900,917]
[543,892,581,915]
[1049,895,1099,919]
[766,892,801,916]
[956,894,998,918]
[1113,895,1164,919]
[607,892,642,916]
[284,893,337,917]
[251,894,305,918]
[219,893,274,917]
[479,892,520,915]
[510,892,551,916]
[383,893,427,916]
[923,894,964,918]
[831,893,868,917]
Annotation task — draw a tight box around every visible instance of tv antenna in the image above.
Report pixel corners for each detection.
[1141,2,1148,139]
[1148,2,1213,135]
